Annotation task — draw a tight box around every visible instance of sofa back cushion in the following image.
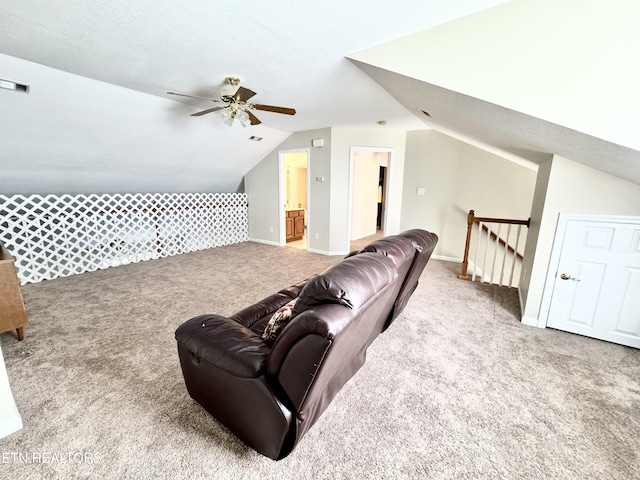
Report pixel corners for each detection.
[267,253,399,447]
[268,253,396,374]
[267,254,397,428]
[292,252,396,316]
[388,230,438,325]
[360,236,415,268]
[358,235,418,328]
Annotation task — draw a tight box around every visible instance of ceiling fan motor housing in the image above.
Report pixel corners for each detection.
[220,75,241,100]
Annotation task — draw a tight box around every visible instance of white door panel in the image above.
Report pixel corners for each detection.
[612,267,640,337]
[546,217,640,349]
[632,230,640,252]
[565,261,606,328]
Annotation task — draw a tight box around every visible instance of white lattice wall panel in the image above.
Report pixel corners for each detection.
[0,193,249,285]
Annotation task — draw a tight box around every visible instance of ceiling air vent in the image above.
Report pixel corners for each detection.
[0,79,30,93]
[249,136,263,141]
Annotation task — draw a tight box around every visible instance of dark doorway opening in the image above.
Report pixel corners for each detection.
[377,166,387,230]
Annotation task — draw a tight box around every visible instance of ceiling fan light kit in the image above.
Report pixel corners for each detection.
[219,107,234,126]
[167,75,296,127]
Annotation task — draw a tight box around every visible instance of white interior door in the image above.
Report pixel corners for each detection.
[546,216,640,348]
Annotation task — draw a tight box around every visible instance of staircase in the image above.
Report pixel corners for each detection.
[458,210,530,288]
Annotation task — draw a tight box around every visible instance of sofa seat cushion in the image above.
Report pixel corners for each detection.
[228,280,310,336]
[230,292,297,329]
[262,298,297,343]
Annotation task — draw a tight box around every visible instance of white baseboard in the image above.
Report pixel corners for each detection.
[351,230,377,241]
[521,315,543,328]
[518,289,546,328]
[308,248,349,256]
[431,255,462,263]
[249,238,282,247]
[249,239,347,256]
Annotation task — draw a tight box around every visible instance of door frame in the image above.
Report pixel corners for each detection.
[278,148,311,248]
[347,146,393,245]
[538,212,640,329]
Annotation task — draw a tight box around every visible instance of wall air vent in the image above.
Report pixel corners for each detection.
[249,136,263,141]
[0,79,30,93]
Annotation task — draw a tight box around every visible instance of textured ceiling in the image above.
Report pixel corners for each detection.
[4,0,636,196]
[0,0,508,132]
[0,0,511,195]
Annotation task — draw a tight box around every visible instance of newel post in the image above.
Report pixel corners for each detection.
[458,210,475,280]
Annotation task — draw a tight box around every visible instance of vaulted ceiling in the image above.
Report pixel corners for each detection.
[349,0,640,184]
[1,0,638,195]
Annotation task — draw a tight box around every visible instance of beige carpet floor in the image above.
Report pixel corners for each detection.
[0,240,639,479]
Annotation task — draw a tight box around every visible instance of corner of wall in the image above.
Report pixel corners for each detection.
[0,344,23,440]
[519,156,554,321]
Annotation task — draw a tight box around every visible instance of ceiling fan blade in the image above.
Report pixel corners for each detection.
[252,104,296,115]
[190,106,226,116]
[247,110,262,126]
[167,91,223,103]
[234,86,257,103]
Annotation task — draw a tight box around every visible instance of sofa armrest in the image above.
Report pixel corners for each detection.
[175,314,270,378]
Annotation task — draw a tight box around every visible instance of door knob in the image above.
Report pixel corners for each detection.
[560,273,580,281]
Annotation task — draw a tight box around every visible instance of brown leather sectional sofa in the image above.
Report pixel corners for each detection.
[175,229,438,459]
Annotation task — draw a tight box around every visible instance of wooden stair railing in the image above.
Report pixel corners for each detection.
[459,210,530,287]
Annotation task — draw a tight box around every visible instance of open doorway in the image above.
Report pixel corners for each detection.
[348,147,391,248]
[279,149,310,250]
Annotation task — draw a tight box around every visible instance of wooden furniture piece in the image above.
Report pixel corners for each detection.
[0,242,27,341]
[285,209,305,242]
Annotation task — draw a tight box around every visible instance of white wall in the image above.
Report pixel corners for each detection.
[518,158,553,316]
[245,129,331,248]
[520,155,640,323]
[331,127,407,253]
[350,0,640,152]
[246,126,407,254]
[400,130,537,260]
[0,344,22,439]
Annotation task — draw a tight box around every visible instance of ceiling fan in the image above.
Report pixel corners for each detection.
[167,76,296,127]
